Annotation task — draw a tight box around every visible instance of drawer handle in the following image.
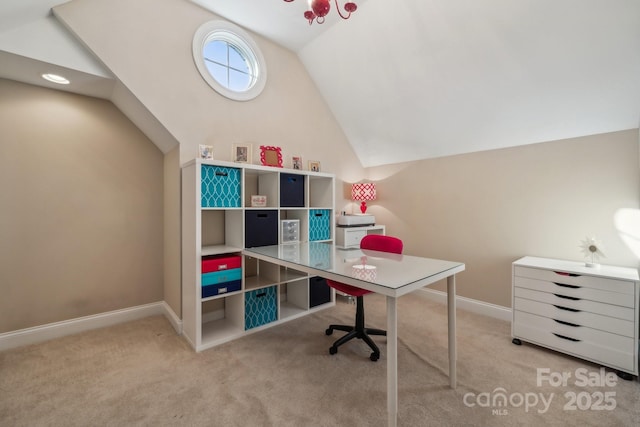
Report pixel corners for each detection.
[554,271,580,277]
[256,292,267,298]
[553,333,581,342]
[215,171,229,177]
[554,319,580,327]
[219,287,228,294]
[257,214,268,218]
[553,293,580,301]
[553,282,580,289]
[553,304,580,312]
[314,213,323,217]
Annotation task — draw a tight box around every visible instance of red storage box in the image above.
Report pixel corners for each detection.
[202,255,241,274]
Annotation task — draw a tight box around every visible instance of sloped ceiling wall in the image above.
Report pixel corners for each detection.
[53,0,365,184]
[299,0,640,166]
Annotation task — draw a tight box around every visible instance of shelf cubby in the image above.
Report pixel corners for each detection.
[200,294,244,348]
[280,281,309,320]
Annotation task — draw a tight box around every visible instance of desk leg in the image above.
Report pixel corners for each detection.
[447,275,457,389]
[387,296,398,427]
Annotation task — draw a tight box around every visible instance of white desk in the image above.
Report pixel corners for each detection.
[243,242,465,427]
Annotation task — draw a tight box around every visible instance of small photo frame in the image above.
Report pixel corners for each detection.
[199,144,213,160]
[308,160,321,172]
[232,143,252,163]
[251,195,267,207]
[260,145,283,168]
[292,156,302,170]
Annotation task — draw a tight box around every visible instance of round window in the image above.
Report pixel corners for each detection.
[193,21,267,101]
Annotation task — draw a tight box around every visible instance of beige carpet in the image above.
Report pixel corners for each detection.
[1,293,638,426]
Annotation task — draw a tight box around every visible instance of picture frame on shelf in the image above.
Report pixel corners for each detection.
[232,143,252,163]
[260,145,283,168]
[199,144,213,160]
[292,156,302,170]
[309,160,321,172]
[251,195,267,207]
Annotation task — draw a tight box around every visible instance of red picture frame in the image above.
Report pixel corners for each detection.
[259,145,283,168]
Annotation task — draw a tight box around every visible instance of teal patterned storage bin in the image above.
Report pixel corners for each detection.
[201,165,241,208]
[309,209,331,241]
[245,286,278,330]
[308,242,332,269]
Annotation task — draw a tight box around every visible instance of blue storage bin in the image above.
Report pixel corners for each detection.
[245,210,278,247]
[202,280,241,298]
[202,268,242,286]
[245,286,278,330]
[280,173,305,207]
[309,209,331,241]
[201,165,241,208]
[310,276,331,308]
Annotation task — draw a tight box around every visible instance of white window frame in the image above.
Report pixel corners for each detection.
[192,20,267,101]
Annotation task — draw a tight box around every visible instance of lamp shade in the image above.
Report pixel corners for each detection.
[351,182,376,214]
[351,183,376,201]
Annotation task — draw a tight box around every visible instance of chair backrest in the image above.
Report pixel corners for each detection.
[360,234,403,254]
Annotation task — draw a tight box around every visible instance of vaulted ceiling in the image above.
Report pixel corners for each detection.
[1,0,639,167]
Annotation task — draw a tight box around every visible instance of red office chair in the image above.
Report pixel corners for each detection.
[326,234,404,361]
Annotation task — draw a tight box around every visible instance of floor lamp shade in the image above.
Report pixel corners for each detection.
[351,183,376,214]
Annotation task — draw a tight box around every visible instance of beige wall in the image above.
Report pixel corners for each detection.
[366,130,640,307]
[0,79,164,333]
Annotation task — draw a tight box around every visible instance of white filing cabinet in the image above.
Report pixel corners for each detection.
[512,256,639,379]
[335,224,385,249]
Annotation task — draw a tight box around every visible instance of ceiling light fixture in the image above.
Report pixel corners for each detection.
[42,73,70,85]
[284,0,357,25]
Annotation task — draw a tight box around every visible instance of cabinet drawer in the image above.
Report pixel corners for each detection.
[345,229,367,248]
[514,310,634,355]
[514,297,635,336]
[513,313,635,372]
[201,165,241,208]
[514,266,634,295]
[514,287,635,321]
[514,276,633,308]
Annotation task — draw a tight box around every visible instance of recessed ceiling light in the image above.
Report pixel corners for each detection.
[42,73,70,85]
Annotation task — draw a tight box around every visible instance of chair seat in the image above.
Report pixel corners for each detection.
[326,280,372,297]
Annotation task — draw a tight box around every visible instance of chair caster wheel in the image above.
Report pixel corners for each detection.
[370,352,379,362]
[329,346,338,355]
[512,338,521,345]
[325,328,333,336]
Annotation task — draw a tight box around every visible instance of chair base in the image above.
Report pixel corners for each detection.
[326,295,386,361]
[326,325,386,361]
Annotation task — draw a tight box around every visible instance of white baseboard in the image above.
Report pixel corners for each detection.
[0,291,507,352]
[0,301,183,352]
[416,288,512,322]
[162,301,183,334]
